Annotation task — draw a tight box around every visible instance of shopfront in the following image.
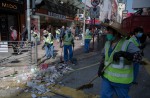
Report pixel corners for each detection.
[36,10,74,39]
[0,0,23,41]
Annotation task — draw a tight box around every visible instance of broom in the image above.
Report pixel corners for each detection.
[76,75,98,90]
[76,62,112,90]
[59,47,64,63]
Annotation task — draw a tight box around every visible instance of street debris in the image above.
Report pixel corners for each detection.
[21,63,74,98]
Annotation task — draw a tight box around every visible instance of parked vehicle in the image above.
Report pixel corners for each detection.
[122,14,150,37]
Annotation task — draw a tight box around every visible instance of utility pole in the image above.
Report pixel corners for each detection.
[82,0,87,45]
[27,0,31,41]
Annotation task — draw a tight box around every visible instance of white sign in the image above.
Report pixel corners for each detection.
[90,6,100,18]
[0,42,8,52]
[48,12,66,19]
[91,0,100,7]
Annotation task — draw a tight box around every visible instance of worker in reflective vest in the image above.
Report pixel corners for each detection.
[129,27,145,84]
[43,30,52,59]
[84,27,92,53]
[48,31,54,58]
[62,27,74,64]
[97,22,142,98]
[55,28,61,43]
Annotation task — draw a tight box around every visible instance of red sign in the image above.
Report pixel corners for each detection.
[86,19,100,24]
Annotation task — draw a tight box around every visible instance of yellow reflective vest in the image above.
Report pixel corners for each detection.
[85,29,92,39]
[103,38,133,84]
[129,35,140,47]
[48,33,53,44]
[63,33,74,45]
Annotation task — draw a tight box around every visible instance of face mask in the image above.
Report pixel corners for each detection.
[106,34,115,41]
[136,32,143,38]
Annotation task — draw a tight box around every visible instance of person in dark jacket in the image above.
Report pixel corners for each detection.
[60,26,65,47]
[20,24,27,48]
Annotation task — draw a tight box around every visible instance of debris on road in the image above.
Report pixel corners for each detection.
[22,63,74,97]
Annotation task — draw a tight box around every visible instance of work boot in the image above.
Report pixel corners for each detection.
[132,82,138,85]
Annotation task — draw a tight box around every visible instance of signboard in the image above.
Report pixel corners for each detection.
[0,42,8,52]
[0,0,23,13]
[91,0,100,7]
[90,6,100,18]
[48,12,66,19]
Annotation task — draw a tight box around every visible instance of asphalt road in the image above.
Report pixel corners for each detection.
[51,38,150,98]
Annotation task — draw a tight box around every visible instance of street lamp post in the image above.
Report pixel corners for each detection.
[27,0,31,41]
[82,0,87,45]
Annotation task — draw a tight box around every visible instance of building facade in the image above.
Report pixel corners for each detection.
[0,0,25,41]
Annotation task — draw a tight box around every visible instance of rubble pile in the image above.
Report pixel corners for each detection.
[24,63,74,98]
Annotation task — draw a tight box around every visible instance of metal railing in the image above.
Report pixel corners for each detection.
[0,40,38,67]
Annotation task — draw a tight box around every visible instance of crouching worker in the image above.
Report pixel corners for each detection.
[42,30,52,59]
[97,21,142,98]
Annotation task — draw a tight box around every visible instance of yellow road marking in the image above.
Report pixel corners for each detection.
[13,84,99,98]
[74,62,99,72]
[49,85,99,98]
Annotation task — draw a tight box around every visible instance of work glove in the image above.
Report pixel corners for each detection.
[60,42,63,48]
[141,50,144,56]
[138,44,146,50]
[72,41,75,48]
[45,42,49,45]
[98,62,105,77]
[33,34,37,38]
[113,51,134,62]
[72,43,75,48]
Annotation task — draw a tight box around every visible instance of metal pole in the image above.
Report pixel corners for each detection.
[82,0,87,45]
[32,0,35,9]
[35,38,38,65]
[27,0,31,41]
[125,0,127,10]
[93,18,95,50]
[27,0,32,66]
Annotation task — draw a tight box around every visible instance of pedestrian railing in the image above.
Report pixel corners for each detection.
[0,40,38,67]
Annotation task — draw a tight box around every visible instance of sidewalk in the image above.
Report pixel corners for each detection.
[0,38,99,78]
[38,38,99,64]
[0,38,101,98]
[0,37,100,79]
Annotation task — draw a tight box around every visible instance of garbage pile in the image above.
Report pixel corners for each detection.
[24,63,74,98]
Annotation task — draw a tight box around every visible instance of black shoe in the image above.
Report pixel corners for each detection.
[132,82,138,85]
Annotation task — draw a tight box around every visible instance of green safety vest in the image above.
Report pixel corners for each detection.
[56,30,60,34]
[43,36,51,44]
[129,36,140,47]
[32,31,38,39]
[63,33,73,45]
[85,31,92,39]
[48,33,53,44]
[103,38,133,84]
